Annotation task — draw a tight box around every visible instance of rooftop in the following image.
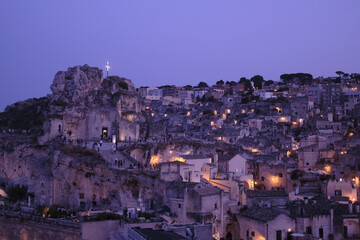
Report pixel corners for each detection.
[238,207,282,222]
[132,227,187,240]
[194,187,221,196]
[180,154,212,160]
[246,189,288,198]
[218,154,234,162]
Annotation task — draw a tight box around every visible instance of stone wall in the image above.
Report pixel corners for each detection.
[0,215,81,240]
[81,220,119,240]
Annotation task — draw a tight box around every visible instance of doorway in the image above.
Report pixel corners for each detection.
[102,127,108,139]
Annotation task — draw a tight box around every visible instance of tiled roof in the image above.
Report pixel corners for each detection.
[239,207,282,222]
[218,154,234,162]
[132,228,187,240]
[194,187,221,196]
[180,154,212,160]
[246,189,288,198]
[288,195,332,218]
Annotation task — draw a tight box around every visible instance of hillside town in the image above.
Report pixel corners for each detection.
[1,65,360,240]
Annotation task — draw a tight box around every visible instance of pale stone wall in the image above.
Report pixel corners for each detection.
[237,213,294,240]
[0,216,81,240]
[180,164,200,183]
[209,179,239,201]
[199,192,229,237]
[201,163,217,180]
[201,194,221,215]
[298,215,331,239]
[267,214,295,240]
[169,198,186,221]
[81,220,119,240]
[228,154,247,177]
[162,96,181,105]
[326,180,357,201]
[298,149,318,170]
[344,218,360,238]
[185,158,212,177]
[257,163,287,190]
[299,135,327,149]
[160,162,181,182]
[248,119,263,131]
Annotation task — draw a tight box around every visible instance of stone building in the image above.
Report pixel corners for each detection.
[236,207,295,240]
[40,65,144,144]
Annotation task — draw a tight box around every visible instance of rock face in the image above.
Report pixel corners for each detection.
[0,64,159,211]
[50,65,103,103]
[0,136,167,210]
[39,64,145,143]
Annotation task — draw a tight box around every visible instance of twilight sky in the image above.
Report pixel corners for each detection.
[0,1,359,111]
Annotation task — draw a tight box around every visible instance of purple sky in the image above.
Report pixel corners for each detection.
[0,1,359,111]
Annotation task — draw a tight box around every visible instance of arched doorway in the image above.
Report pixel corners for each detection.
[20,229,29,240]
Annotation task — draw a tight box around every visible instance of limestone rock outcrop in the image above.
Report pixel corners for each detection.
[0,136,167,210]
[50,65,103,103]
[0,64,158,211]
[40,64,145,143]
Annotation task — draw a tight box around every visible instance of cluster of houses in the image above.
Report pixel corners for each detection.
[2,69,360,240]
[133,75,360,240]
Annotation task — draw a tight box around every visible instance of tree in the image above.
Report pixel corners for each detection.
[264,80,274,86]
[238,77,253,91]
[184,85,193,90]
[335,71,345,78]
[251,75,264,89]
[216,80,224,85]
[280,73,313,85]
[351,73,360,81]
[244,80,253,92]
[239,77,247,83]
[226,81,236,86]
[196,82,209,88]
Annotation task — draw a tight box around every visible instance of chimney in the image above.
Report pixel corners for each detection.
[213,153,218,164]
[349,201,353,214]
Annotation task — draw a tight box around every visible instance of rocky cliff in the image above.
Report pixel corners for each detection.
[0,135,167,210]
[0,64,155,211]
